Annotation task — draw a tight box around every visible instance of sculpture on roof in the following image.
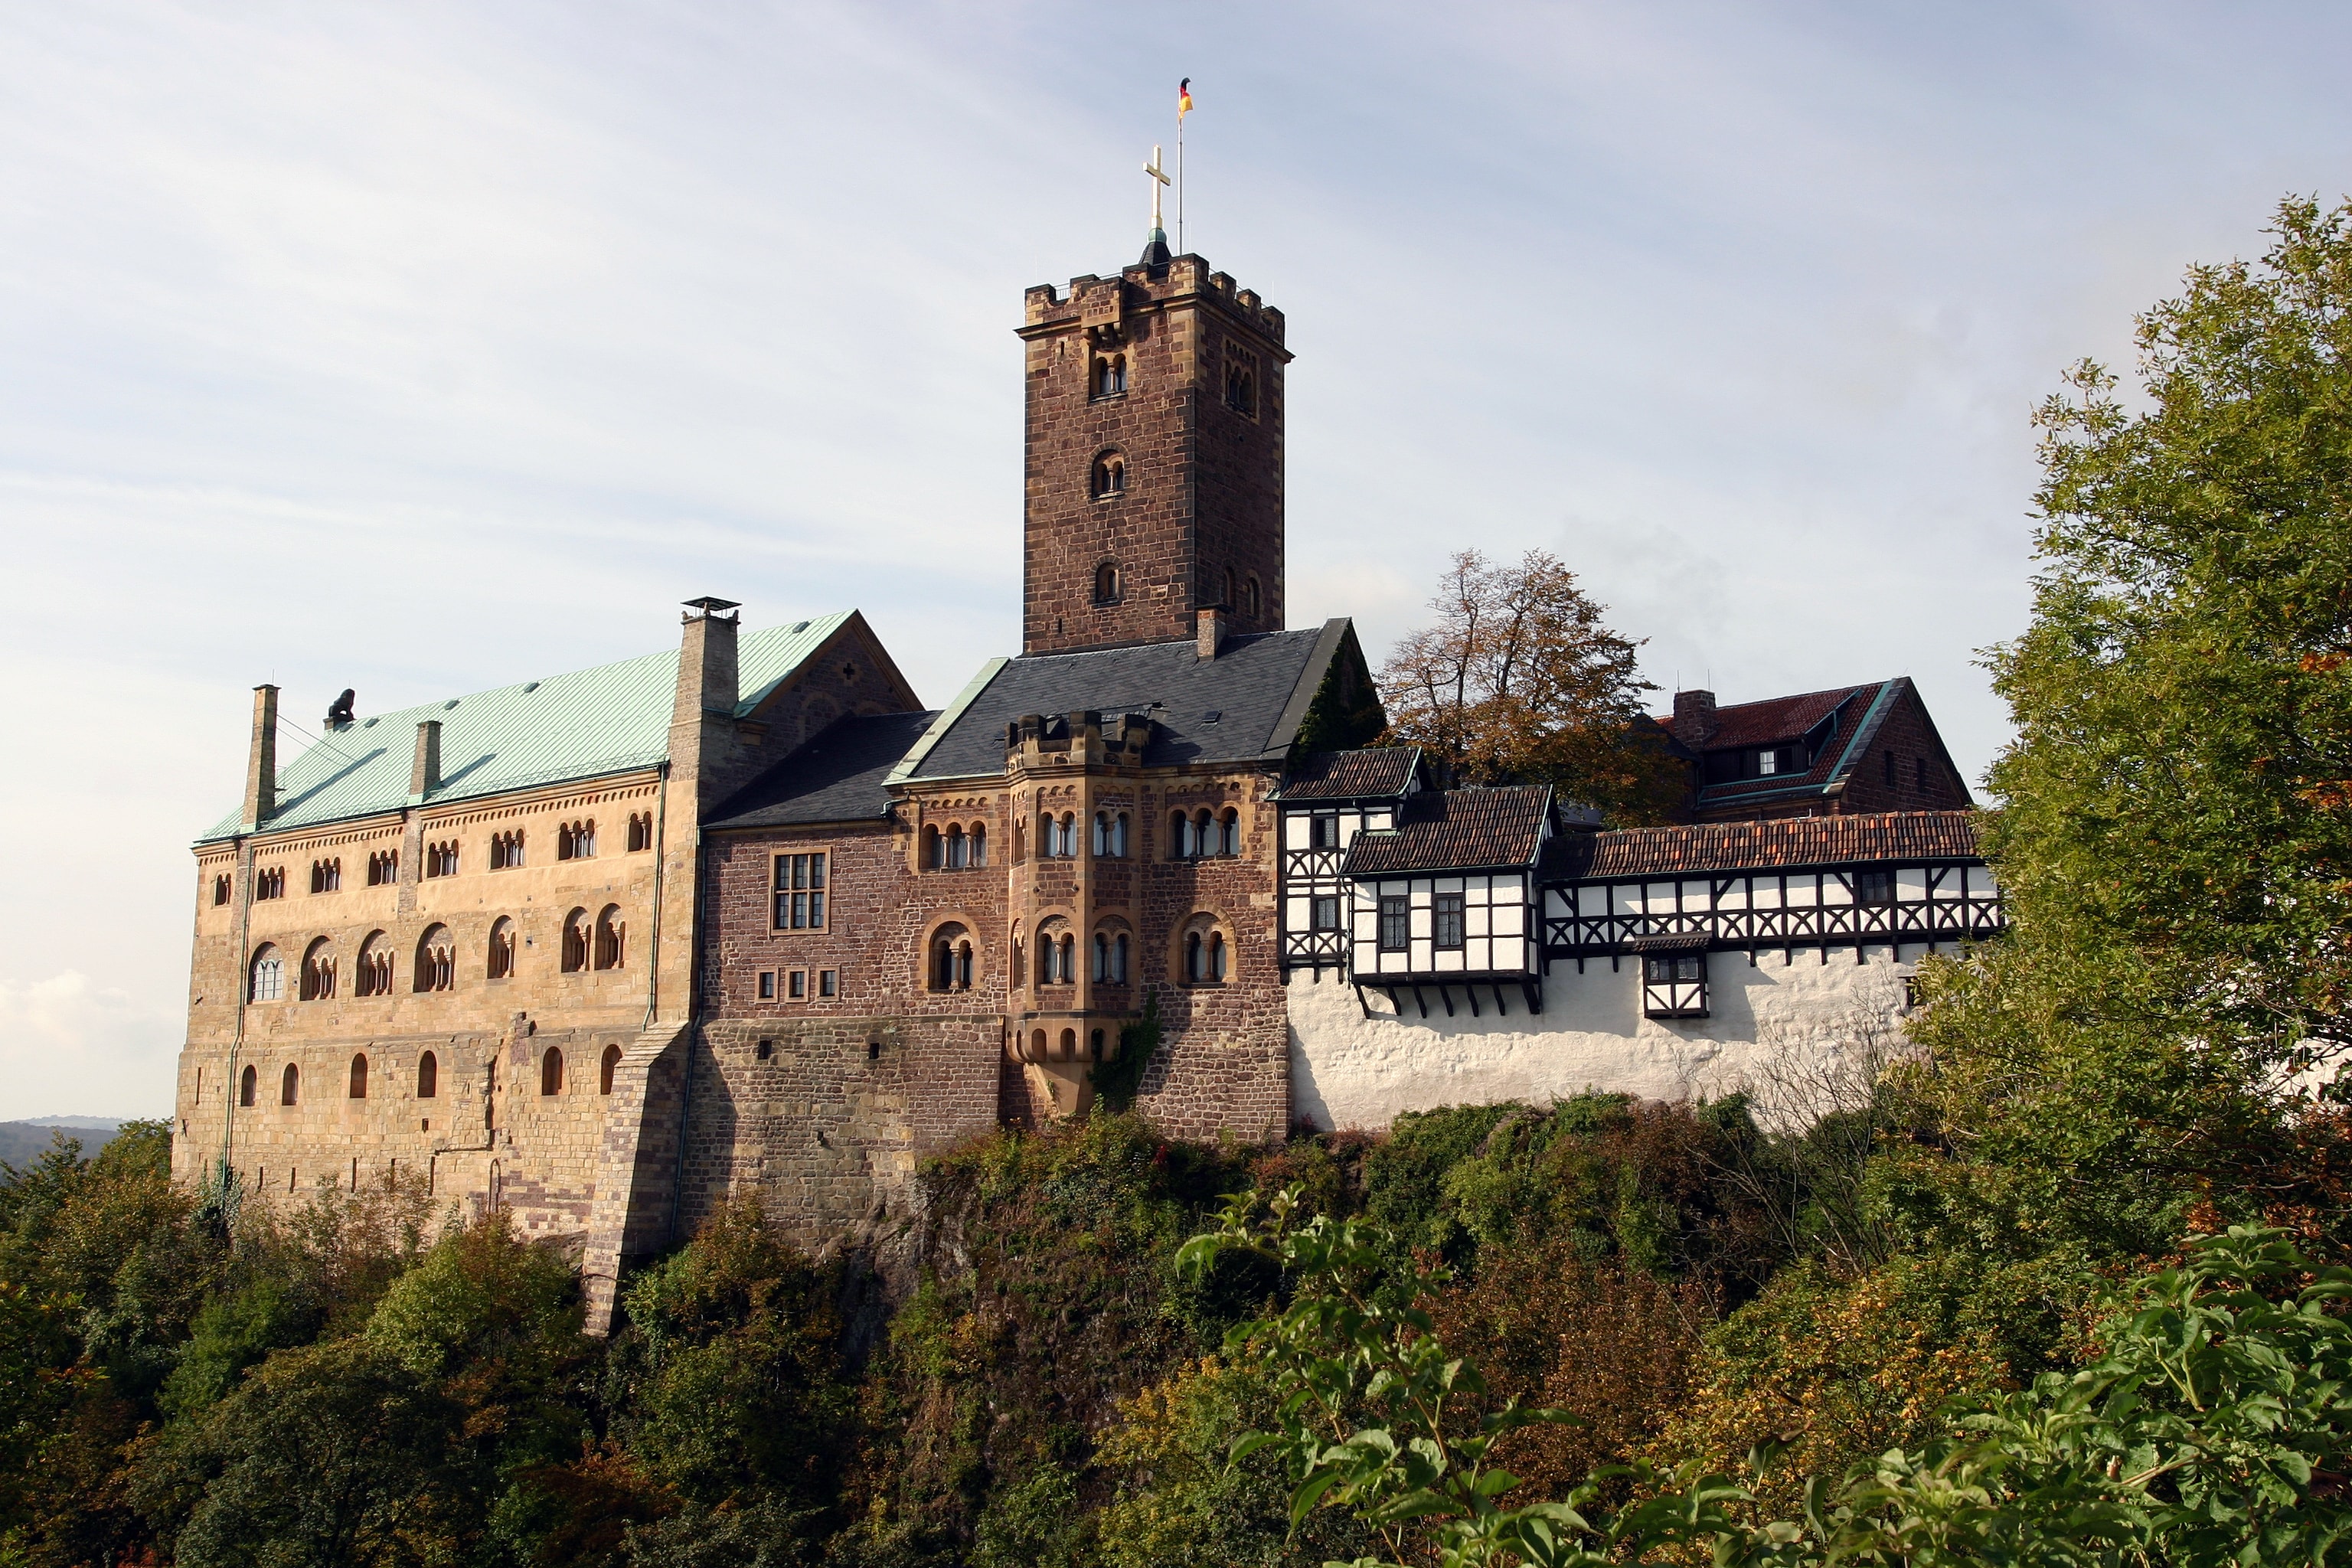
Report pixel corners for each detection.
[325,689,356,728]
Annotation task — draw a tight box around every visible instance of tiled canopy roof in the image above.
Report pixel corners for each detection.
[706,710,941,829]
[1545,810,1982,880]
[1275,747,1419,801]
[200,616,855,844]
[1343,785,1552,875]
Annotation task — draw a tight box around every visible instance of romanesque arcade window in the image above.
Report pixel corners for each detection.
[593,906,626,971]
[1181,920,1229,985]
[211,872,231,906]
[1091,811,1130,858]
[926,823,986,870]
[254,867,286,900]
[367,849,398,886]
[413,925,454,992]
[1093,354,1126,398]
[557,819,596,860]
[541,1047,564,1095]
[1093,561,1122,603]
[929,923,975,993]
[280,1063,299,1106]
[249,944,283,1003]
[562,909,590,972]
[1224,358,1256,416]
[1169,808,1240,859]
[626,812,653,852]
[1090,451,1126,498]
[1040,813,1080,859]
[348,1053,368,1099]
[356,932,392,996]
[488,916,517,979]
[309,858,341,893]
[416,1051,438,1099]
[426,840,459,877]
[490,830,525,870]
[600,1043,622,1096]
[1091,928,1131,985]
[1036,921,1075,986]
[299,937,336,1001]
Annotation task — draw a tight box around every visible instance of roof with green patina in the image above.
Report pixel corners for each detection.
[198,614,853,844]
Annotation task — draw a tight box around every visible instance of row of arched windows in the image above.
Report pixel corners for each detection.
[922,821,988,870]
[1172,808,1242,858]
[232,1044,626,1107]
[249,907,628,1002]
[557,818,596,860]
[986,914,1230,991]
[1009,806,1232,861]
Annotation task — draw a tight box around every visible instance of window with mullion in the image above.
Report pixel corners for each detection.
[772,851,829,929]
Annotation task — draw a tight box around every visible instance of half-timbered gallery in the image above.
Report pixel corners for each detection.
[174,214,2000,1328]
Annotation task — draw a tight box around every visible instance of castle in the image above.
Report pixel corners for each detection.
[172,230,1999,1330]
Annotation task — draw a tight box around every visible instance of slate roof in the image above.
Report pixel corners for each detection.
[200,615,855,843]
[897,622,1346,782]
[1274,747,1421,801]
[1343,786,1553,875]
[1544,810,1983,880]
[704,710,942,830]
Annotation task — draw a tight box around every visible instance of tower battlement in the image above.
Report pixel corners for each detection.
[1022,254,1285,341]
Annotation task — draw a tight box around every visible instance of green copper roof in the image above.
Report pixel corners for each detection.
[199,614,853,844]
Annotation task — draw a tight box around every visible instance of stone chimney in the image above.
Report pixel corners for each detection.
[408,719,442,803]
[1196,606,1225,661]
[670,596,743,788]
[1671,689,1720,747]
[240,684,278,831]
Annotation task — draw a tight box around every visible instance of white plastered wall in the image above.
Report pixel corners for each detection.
[1289,946,1916,1132]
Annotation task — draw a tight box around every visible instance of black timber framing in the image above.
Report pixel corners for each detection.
[1540,860,2004,966]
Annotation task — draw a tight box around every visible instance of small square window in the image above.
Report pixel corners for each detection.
[788,969,807,999]
[757,971,776,1000]
[1856,869,1895,906]
[1310,815,1339,849]
[818,969,838,998]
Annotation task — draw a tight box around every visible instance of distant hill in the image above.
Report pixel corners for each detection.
[0,1119,127,1171]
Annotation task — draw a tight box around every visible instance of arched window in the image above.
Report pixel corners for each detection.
[969,822,987,867]
[1094,354,1126,397]
[240,1064,257,1106]
[299,937,335,1001]
[280,1063,299,1106]
[413,926,453,992]
[348,1053,368,1099]
[948,825,967,869]
[416,1051,438,1099]
[1093,931,1110,982]
[929,923,973,993]
[1113,812,1129,858]
[1178,915,1232,985]
[1244,575,1262,619]
[1219,808,1241,857]
[1222,567,1236,609]
[593,906,626,971]
[490,829,524,870]
[1059,1027,1078,1058]
[1209,929,1228,982]
[1225,361,1256,415]
[1194,809,1215,857]
[923,824,942,868]
[541,1047,564,1096]
[487,917,517,980]
[600,1043,622,1096]
[1091,452,1126,498]
[249,944,283,1003]
[1010,934,1024,990]
[1012,818,1027,863]
[1171,812,1194,860]
[1093,561,1121,603]
[1184,929,1201,982]
[1116,933,1130,983]
[626,812,653,852]
[561,909,590,973]
[1059,933,1075,985]
[1092,811,1109,857]
[557,819,596,861]
[356,931,391,996]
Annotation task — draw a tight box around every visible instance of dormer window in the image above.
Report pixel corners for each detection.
[1091,452,1126,498]
[1755,745,1806,776]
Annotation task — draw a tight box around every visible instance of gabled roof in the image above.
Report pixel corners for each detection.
[1544,810,1982,880]
[899,622,1347,782]
[200,615,856,843]
[1275,747,1421,802]
[1344,786,1552,876]
[705,710,941,830]
[1661,678,1945,812]
[1662,684,1871,753]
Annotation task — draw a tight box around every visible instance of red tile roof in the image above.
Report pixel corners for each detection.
[1658,684,1873,752]
[1277,747,1420,800]
[1547,810,1981,879]
[1343,786,1551,874]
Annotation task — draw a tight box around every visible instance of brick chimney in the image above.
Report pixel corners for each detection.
[408,719,442,803]
[670,596,743,789]
[240,684,278,831]
[1196,606,1225,661]
[1671,688,1719,747]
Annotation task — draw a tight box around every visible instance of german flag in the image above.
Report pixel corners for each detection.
[1178,78,1193,119]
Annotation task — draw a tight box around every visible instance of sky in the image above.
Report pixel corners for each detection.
[3,1,2348,1121]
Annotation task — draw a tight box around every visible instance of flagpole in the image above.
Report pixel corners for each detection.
[1177,112,1185,255]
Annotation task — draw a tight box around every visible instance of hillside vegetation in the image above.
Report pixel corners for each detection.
[5,198,2352,1566]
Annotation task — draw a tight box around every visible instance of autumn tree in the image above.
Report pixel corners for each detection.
[1379,549,1684,822]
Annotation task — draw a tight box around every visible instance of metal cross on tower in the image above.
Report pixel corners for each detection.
[1145,145,1171,236]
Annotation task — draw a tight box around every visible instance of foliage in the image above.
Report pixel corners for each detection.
[1377,548,1684,822]
[1089,988,1162,1114]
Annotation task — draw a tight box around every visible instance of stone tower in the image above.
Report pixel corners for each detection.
[1018,253,1291,655]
